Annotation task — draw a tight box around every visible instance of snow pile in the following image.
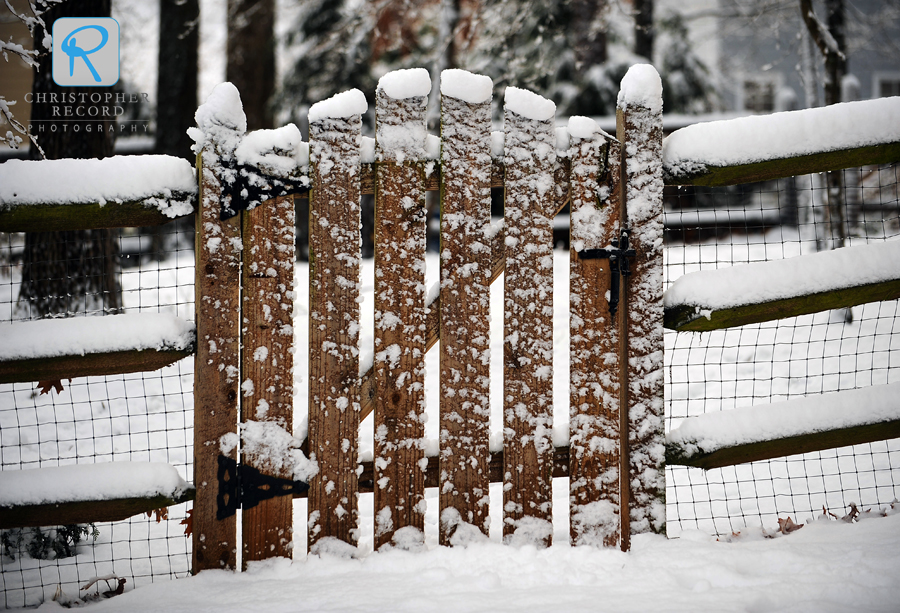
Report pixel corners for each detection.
[188,81,246,155]
[440,69,492,104]
[617,63,663,114]
[668,382,900,458]
[504,86,556,121]
[308,88,368,122]
[0,156,196,218]
[663,96,900,176]
[376,70,431,164]
[0,313,194,361]
[221,420,318,483]
[0,462,189,506]
[664,238,900,312]
[235,124,309,180]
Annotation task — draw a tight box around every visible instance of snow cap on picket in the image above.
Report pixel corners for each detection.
[504,86,555,121]
[617,64,663,114]
[567,116,599,140]
[378,67,432,99]
[189,82,247,153]
[440,69,492,104]
[235,123,308,178]
[308,88,368,122]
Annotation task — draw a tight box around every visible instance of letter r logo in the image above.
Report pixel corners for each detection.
[52,18,120,87]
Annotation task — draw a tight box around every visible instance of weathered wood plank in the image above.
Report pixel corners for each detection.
[618,67,666,547]
[438,74,493,545]
[193,150,242,572]
[568,121,621,547]
[0,200,191,233]
[664,141,900,187]
[240,195,296,567]
[665,278,900,332]
[373,75,429,551]
[667,419,900,470]
[502,89,556,547]
[307,100,364,552]
[0,489,196,530]
[0,348,192,385]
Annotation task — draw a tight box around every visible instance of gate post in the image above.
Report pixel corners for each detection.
[192,83,246,571]
[616,64,666,547]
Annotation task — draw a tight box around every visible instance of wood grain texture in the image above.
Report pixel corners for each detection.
[308,114,363,552]
[193,151,241,571]
[618,102,666,544]
[0,348,192,385]
[502,103,555,547]
[241,195,296,567]
[0,200,191,233]
[568,130,621,547]
[373,88,428,551]
[438,92,492,545]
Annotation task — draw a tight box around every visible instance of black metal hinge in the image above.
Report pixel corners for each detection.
[217,455,310,520]
[577,228,637,317]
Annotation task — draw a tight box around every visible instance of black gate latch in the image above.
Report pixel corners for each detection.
[577,228,637,317]
[217,455,310,520]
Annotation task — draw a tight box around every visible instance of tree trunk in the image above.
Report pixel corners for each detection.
[18,0,121,320]
[156,0,199,160]
[633,0,653,61]
[571,0,607,70]
[226,0,275,131]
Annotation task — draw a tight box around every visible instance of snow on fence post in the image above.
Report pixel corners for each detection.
[567,117,623,548]
[373,69,431,551]
[189,83,246,571]
[437,69,493,546]
[240,191,296,567]
[616,64,666,547]
[307,90,367,552]
[502,87,556,547]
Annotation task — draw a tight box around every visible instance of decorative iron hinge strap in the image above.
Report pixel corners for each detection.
[216,455,310,520]
[577,228,637,317]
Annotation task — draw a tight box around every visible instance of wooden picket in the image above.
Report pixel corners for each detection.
[617,72,667,544]
[193,149,241,572]
[307,99,364,551]
[501,89,557,546]
[437,74,493,545]
[372,73,430,550]
[568,120,622,548]
[240,195,296,567]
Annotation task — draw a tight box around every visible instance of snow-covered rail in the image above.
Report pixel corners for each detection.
[667,383,900,470]
[0,462,195,529]
[664,239,900,331]
[663,96,900,186]
[0,313,195,384]
[0,155,197,232]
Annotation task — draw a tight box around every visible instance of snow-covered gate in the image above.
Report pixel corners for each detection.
[187,64,666,569]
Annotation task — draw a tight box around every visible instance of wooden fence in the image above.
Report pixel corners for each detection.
[1,67,899,573]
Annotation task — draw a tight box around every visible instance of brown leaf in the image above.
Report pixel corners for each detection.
[842,502,860,523]
[37,379,65,395]
[102,578,126,598]
[777,516,804,534]
[180,508,193,536]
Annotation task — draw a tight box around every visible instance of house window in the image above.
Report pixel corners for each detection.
[877,78,900,98]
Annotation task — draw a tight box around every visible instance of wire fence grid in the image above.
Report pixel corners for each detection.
[0,162,898,606]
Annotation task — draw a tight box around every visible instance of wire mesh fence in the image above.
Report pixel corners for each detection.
[664,162,900,536]
[1,160,899,605]
[0,220,195,608]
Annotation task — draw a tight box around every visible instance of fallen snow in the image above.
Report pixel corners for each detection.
[440,69,492,104]
[0,313,195,361]
[663,96,900,175]
[617,63,663,114]
[307,88,368,122]
[234,124,309,178]
[377,67,432,100]
[188,81,246,154]
[664,238,900,312]
[504,86,556,121]
[0,462,189,506]
[54,512,900,613]
[0,156,197,218]
[668,382,900,457]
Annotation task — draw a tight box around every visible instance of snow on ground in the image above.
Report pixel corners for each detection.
[49,512,900,613]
